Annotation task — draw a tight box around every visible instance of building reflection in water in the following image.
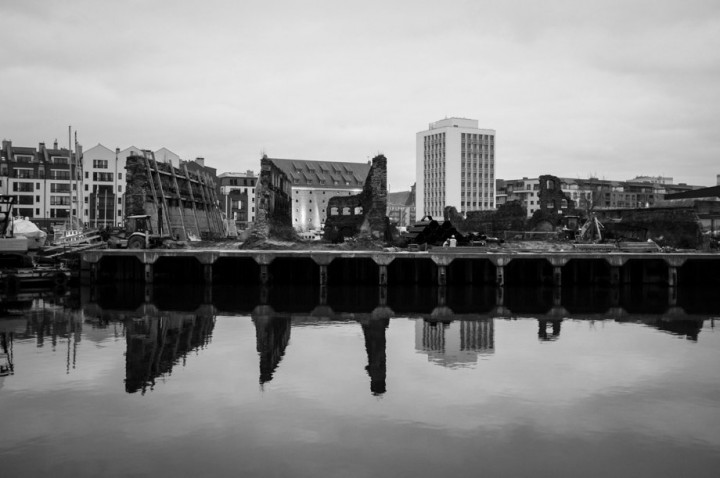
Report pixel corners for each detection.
[416,319,494,368]
[253,316,291,386]
[125,315,215,394]
[75,281,717,396]
[361,318,389,395]
[538,319,562,341]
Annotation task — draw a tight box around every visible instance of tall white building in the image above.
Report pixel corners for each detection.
[416,117,495,219]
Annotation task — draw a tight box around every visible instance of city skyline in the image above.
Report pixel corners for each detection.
[1,0,719,191]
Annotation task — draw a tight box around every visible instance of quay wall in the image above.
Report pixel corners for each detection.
[80,249,720,288]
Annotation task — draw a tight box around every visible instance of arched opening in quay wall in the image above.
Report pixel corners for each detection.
[328,258,379,285]
[387,258,437,285]
[447,258,496,285]
[387,285,438,313]
[213,257,261,284]
[155,257,204,283]
[445,284,497,313]
[561,286,618,314]
[502,286,555,314]
[269,257,320,285]
[562,259,612,285]
[97,256,145,282]
[152,284,205,310]
[678,259,720,285]
[621,259,669,284]
[504,259,553,285]
[328,285,379,313]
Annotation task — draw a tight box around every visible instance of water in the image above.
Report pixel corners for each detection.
[1,285,719,477]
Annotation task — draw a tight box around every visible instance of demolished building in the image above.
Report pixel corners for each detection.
[125,152,225,240]
[323,154,389,241]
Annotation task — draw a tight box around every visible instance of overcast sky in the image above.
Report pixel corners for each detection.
[1,0,719,190]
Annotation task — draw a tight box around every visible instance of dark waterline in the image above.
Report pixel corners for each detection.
[1,284,719,477]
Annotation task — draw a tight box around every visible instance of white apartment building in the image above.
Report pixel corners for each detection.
[416,117,495,219]
[82,144,145,227]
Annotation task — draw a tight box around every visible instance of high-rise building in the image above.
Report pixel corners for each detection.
[416,117,495,219]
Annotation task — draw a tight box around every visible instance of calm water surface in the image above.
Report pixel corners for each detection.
[1,285,719,477]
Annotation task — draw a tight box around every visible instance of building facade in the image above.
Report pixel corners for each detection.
[2,140,216,231]
[1,140,82,230]
[416,118,496,220]
[387,184,416,228]
[218,170,257,230]
[497,175,705,218]
[266,158,371,232]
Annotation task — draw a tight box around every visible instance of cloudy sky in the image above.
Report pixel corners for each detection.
[1,0,719,190]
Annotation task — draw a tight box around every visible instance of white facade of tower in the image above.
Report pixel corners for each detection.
[415,118,495,219]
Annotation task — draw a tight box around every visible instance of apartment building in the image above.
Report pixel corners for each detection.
[416,117,495,219]
[218,170,257,230]
[498,175,704,217]
[1,140,82,230]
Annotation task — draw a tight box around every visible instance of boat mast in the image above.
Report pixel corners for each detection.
[68,126,73,228]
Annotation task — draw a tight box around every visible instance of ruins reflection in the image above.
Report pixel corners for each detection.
[65,282,717,397]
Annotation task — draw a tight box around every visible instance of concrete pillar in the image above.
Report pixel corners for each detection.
[438,265,447,286]
[378,285,387,306]
[496,286,504,307]
[610,266,620,286]
[668,286,677,307]
[144,284,153,303]
[203,264,213,285]
[319,264,328,286]
[438,286,446,306]
[90,263,98,283]
[144,263,154,283]
[553,266,562,287]
[260,264,269,284]
[203,284,212,304]
[378,265,388,286]
[319,285,327,305]
[668,265,677,287]
[496,265,505,287]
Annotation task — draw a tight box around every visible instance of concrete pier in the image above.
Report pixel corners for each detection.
[80,248,720,287]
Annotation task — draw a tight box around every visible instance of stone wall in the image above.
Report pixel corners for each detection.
[251,156,294,241]
[324,154,388,240]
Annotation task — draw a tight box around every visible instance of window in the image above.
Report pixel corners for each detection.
[13,182,33,192]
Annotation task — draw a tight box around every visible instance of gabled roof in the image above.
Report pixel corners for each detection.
[267,158,371,189]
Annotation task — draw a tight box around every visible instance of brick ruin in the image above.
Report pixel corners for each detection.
[247,156,294,242]
[125,153,225,240]
[324,154,389,241]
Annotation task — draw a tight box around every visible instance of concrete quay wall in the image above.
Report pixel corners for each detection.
[80,248,720,287]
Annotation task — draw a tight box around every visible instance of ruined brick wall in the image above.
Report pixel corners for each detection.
[252,156,293,240]
[324,154,388,240]
[538,175,575,214]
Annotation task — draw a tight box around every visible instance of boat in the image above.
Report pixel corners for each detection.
[1,195,72,294]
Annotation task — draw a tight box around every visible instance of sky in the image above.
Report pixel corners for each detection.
[1,0,719,190]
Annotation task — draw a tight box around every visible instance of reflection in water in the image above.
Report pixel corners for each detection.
[125,315,215,394]
[2,284,720,478]
[253,316,291,385]
[81,282,715,396]
[417,319,494,368]
[538,319,562,341]
[362,318,388,395]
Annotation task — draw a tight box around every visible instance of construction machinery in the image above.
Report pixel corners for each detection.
[107,214,175,249]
